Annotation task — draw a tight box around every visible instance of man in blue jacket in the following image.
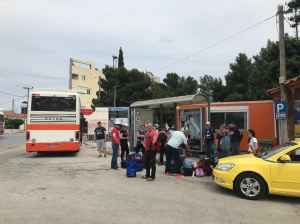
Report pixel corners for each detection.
[227,120,240,155]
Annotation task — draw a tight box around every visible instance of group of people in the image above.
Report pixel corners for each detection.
[93,119,259,181]
[202,120,259,159]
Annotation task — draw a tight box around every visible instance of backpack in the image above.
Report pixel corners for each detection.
[157,133,167,143]
[195,168,204,177]
[219,133,231,152]
[238,131,243,143]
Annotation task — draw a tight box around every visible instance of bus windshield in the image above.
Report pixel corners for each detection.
[31,96,76,112]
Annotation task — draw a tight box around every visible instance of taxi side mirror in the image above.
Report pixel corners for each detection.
[278,154,291,163]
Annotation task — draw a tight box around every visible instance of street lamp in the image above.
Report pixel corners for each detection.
[112,55,118,68]
[198,90,213,122]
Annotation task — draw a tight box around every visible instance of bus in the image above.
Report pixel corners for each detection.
[0,110,4,135]
[26,89,81,152]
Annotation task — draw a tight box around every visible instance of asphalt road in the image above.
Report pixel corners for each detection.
[0,132,25,152]
[0,142,299,224]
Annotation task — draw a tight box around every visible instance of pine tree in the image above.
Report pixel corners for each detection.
[118,47,124,67]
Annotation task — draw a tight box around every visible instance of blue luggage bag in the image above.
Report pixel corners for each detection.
[126,154,137,177]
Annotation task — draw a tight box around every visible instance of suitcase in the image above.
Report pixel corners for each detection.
[136,163,143,172]
[121,159,127,169]
[136,158,143,164]
[126,155,137,177]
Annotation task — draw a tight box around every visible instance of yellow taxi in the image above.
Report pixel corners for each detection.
[213,140,300,200]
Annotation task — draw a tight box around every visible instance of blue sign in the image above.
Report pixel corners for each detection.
[274,101,287,120]
[294,102,300,124]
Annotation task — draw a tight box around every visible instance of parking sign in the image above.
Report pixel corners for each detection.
[274,101,287,119]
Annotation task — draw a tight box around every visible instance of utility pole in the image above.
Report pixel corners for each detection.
[98,76,101,99]
[278,5,289,144]
[23,87,33,131]
[12,99,14,113]
[295,9,299,41]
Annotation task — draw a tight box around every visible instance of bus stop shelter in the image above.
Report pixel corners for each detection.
[130,93,210,128]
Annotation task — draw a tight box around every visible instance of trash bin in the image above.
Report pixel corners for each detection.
[258,139,274,152]
[91,135,94,141]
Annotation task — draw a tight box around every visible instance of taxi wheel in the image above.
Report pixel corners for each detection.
[235,173,265,200]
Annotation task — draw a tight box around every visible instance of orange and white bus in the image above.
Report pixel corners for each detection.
[26,89,81,152]
[0,110,5,135]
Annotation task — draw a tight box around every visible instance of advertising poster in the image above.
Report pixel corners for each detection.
[179,109,202,151]
[108,107,129,131]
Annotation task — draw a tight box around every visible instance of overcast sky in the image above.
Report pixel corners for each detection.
[0,0,295,111]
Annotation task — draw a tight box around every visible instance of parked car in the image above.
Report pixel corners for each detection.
[213,140,300,200]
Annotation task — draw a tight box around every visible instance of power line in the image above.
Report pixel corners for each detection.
[0,71,27,86]
[0,96,25,106]
[0,90,26,97]
[153,14,277,73]
[0,69,68,79]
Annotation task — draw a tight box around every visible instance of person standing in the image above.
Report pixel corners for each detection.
[180,120,189,132]
[202,121,215,159]
[215,124,231,159]
[157,125,171,166]
[247,129,258,154]
[94,121,107,158]
[141,123,158,181]
[120,123,130,160]
[111,122,121,170]
[165,130,191,178]
[136,124,147,154]
[227,120,240,155]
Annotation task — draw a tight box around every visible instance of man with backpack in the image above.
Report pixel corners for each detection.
[227,120,241,156]
[202,121,215,159]
[215,124,231,159]
[157,125,171,166]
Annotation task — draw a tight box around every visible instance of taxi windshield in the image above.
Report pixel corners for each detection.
[258,142,296,160]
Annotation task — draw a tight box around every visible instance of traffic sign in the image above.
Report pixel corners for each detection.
[274,101,287,120]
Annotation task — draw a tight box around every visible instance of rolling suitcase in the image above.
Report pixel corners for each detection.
[126,154,137,177]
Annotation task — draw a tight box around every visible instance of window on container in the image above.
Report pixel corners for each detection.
[87,89,90,95]
[210,113,225,129]
[210,111,247,130]
[225,112,247,130]
[82,75,86,81]
[72,74,78,80]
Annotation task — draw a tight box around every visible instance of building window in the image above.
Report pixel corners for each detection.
[72,74,78,80]
[210,112,247,130]
[87,89,90,95]
[82,75,86,81]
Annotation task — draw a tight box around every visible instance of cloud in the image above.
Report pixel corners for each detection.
[0,0,296,110]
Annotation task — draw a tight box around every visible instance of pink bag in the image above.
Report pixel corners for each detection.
[195,168,204,177]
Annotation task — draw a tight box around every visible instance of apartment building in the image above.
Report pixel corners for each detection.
[146,71,160,83]
[69,58,105,109]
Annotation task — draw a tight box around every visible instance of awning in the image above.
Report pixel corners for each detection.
[130,94,208,108]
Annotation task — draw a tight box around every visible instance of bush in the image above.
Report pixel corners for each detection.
[5,118,24,127]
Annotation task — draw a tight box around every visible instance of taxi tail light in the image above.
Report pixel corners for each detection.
[75,131,80,141]
[26,131,30,141]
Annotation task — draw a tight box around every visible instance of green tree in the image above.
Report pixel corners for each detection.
[224,53,253,102]
[199,74,227,102]
[118,47,124,67]
[285,0,300,39]
[5,118,24,127]
[247,35,300,100]
[92,66,151,108]
[162,73,198,97]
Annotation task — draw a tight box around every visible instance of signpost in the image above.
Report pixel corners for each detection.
[274,101,287,120]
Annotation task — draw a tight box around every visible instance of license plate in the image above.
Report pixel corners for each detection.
[47,144,58,147]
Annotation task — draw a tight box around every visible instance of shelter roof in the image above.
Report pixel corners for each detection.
[130,94,208,108]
